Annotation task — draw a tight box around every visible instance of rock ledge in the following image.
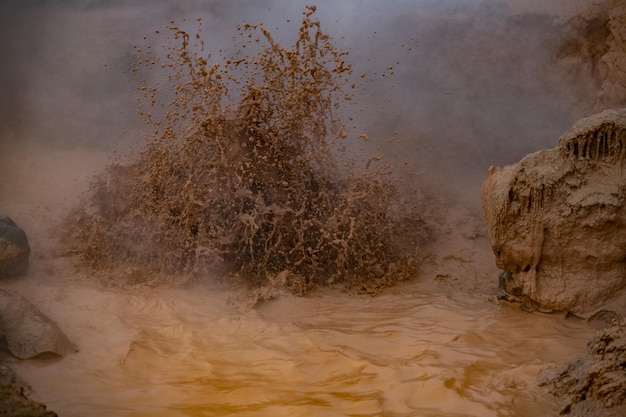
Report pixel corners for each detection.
[482,108,626,316]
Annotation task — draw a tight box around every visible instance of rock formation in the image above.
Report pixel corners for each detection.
[0,221,68,415]
[558,0,626,112]
[0,365,58,417]
[482,108,626,316]
[537,318,626,417]
[0,216,30,279]
[0,289,76,359]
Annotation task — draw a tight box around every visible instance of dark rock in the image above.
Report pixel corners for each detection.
[0,289,77,359]
[0,217,31,278]
[0,364,57,417]
[537,319,626,417]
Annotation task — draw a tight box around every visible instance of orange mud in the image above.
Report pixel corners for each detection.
[0,144,600,417]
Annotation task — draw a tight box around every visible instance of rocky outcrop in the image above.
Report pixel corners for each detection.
[482,108,626,316]
[0,365,57,417]
[0,216,30,278]
[559,1,626,112]
[0,289,76,359]
[537,319,626,417]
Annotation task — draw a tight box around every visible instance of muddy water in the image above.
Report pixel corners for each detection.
[2,275,596,417]
[0,146,598,417]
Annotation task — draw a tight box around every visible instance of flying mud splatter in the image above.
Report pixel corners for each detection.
[61,6,425,294]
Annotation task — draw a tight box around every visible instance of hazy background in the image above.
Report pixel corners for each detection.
[0,0,598,212]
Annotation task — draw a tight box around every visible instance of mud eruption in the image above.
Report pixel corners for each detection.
[3,1,626,416]
[61,6,420,293]
[482,108,626,316]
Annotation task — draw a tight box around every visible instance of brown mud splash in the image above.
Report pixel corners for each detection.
[60,6,424,294]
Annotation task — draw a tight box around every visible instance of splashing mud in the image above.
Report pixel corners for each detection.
[1,1,620,416]
[60,6,422,293]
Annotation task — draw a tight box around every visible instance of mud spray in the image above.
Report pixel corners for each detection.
[0,1,616,416]
[60,6,421,295]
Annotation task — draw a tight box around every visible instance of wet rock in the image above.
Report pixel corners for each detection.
[0,216,30,278]
[0,289,76,359]
[537,319,626,417]
[0,365,57,417]
[482,108,626,316]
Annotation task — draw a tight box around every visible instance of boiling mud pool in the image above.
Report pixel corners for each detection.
[5,276,596,417]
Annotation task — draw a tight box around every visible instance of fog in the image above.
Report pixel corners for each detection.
[0,0,596,211]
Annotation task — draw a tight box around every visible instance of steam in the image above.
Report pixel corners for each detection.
[0,0,596,211]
